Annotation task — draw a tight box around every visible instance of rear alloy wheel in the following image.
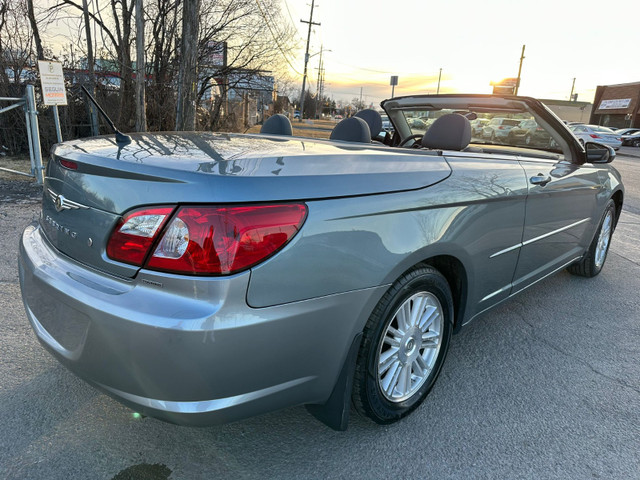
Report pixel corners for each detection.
[525,134,532,145]
[353,266,453,424]
[633,139,640,148]
[568,199,616,277]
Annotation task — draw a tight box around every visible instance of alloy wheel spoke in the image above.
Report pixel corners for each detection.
[414,354,429,373]
[387,325,404,337]
[382,361,402,396]
[421,330,440,348]
[396,363,412,396]
[379,347,399,373]
[383,334,401,347]
[418,306,438,331]
[409,296,426,326]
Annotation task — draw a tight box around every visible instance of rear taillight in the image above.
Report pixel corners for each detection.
[106,207,174,265]
[107,203,308,275]
[146,204,307,275]
[589,134,601,139]
[59,159,78,170]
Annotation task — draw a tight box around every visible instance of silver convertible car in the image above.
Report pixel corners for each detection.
[19,95,623,430]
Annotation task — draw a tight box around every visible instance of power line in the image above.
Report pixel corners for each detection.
[282,0,304,43]
[254,0,302,75]
[330,59,391,75]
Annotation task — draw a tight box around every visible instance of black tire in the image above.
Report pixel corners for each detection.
[633,139,640,148]
[568,199,616,277]
[352,266,453,424]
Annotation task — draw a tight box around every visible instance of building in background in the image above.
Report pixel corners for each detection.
[590,81,640,129]
[539,98,592,124]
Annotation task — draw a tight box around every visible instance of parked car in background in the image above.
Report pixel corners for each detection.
[507,118,554,147]
[621,131,640,147]
[614,128,640,137]
[470,118,489,137]
[19,94,623,431]
[380,113,394,133]
[407,117,428,130]
[569,124,622,150]
[482,117,521,141]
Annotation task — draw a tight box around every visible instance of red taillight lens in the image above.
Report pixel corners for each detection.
[59,159,78,170]
[589,134,601,139]
[107,207,174,265]
[146,204,308,275]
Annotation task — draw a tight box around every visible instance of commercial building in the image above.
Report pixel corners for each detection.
[539,99,592,124]
[589,81,640,129]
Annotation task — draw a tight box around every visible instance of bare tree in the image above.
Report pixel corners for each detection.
[135,0,145,131]
[26,0,44,60]
[175,0,200,130]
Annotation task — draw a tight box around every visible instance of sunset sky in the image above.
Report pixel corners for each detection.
[282,0,640,106]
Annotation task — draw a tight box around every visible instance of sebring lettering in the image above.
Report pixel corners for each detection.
[45,215,78,239]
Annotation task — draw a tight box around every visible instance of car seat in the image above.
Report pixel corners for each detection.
[330,117,371,143]
[421,113,471,150]
[354,109,383,140]
[260,114,293,135]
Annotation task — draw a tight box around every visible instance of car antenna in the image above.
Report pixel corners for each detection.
[80,85,131,145]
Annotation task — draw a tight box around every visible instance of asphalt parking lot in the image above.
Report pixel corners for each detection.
[1,153,639,480]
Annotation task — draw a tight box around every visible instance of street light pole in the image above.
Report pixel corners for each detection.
[515,44,525,95]
[436,68,442,94]
[298,0,320,121]
[569,77,576,101]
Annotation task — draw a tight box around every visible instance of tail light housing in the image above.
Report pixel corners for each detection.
[106,207,174,265]
[589,134,601,139]
[107,203,307,275]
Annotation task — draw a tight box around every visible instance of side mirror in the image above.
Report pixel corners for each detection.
[584,141,615,163]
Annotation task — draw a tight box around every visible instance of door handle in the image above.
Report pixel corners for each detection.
[530,174,551,186]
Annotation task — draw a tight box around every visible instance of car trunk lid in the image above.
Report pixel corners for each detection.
[42,132,452,278]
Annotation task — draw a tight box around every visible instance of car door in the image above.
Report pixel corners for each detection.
[511,155,606,291]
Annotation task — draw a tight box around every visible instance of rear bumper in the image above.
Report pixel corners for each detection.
[19,222,384,425]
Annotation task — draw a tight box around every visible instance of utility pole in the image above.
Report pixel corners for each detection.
[315,46,324,119]
[298,0,320,121]
[515,44,525,95]
[436,68,442,94]
[569,77,576,101]
[359,87,363,109]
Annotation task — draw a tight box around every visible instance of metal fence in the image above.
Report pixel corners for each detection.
[0,85,44,185]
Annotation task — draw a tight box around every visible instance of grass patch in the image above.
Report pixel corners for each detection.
[0,155,40,182]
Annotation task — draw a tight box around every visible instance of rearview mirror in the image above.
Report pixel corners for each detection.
[585,142,615,164]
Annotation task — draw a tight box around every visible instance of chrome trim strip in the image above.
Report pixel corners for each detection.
[480,284,512,303]
[489,243,522,259]
[521,218,590,247]
[490,217,590,259]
